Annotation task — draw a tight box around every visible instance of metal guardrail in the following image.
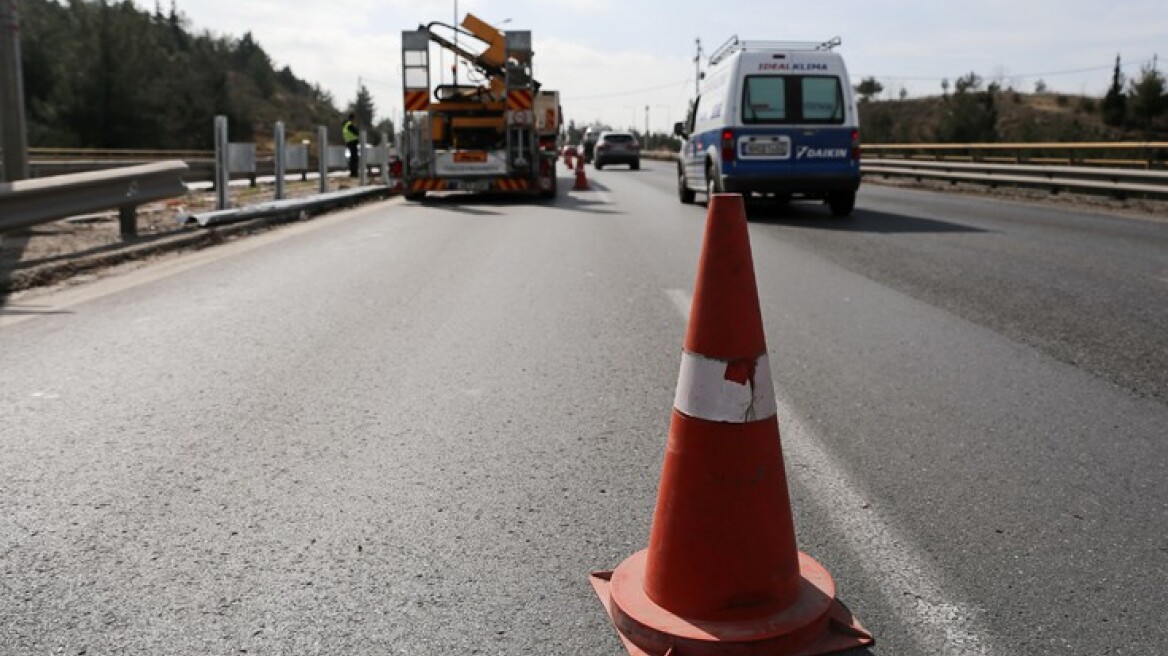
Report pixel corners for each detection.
[863,142,1168,169]
[27,145,383,182]
[185,186,392,227]
[861,159,1168,198]
[0,160,189,239]
[643,145,1168,198]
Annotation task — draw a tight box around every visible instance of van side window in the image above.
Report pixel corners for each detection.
[741,75,844,125]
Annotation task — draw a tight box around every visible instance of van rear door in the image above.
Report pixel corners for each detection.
[786,75,855,178]
[735,75,794,179]
[734,73,854,181]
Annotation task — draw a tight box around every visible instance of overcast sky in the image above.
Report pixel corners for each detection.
[143,0,1166,133]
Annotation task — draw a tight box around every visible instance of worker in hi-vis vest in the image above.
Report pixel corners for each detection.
[342,113,360,178]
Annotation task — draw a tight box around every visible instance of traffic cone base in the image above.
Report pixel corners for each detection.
[591,551,872,656]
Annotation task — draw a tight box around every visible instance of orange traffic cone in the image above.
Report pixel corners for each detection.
[573,153,590,191]
[590,193,873,656]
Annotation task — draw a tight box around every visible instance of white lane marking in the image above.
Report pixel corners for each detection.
[674,352,777,423]
[665,288,997,656]
[665,288,692,319]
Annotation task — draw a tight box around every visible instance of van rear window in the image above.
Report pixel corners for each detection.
[742,75,844,125]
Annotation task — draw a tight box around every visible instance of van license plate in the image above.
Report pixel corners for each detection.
[745,140,788,156]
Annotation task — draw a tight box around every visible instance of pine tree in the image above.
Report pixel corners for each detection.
[1102,55,1127,126]
[1128,57,1166,128]
[351,84,376,129]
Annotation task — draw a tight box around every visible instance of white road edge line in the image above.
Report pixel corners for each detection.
[665,287,998,656]
[0,201,391,330]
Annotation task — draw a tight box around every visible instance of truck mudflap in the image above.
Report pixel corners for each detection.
[409,179,449,192]
[494,178,532,192]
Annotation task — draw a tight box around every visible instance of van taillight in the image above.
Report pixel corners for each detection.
[390,159,403,177]
[851,129,861,160]
[721,129,735,162]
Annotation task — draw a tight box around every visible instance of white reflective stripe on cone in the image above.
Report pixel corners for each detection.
[673,351,778,423]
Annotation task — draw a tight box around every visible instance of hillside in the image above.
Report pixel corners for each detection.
[19,0,364,150]
[859,91,1168,144]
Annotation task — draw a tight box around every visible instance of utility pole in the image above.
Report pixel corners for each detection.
[693,38,703,97]
[452,0,458,87]
[645,105,650,140]
[0,0,29,182]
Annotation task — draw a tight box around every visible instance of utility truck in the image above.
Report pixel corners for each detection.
[399,14,560,201]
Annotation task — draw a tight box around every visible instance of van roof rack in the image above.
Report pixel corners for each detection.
[708,36,842,66]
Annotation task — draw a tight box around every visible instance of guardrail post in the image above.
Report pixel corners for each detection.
[274,121,286,200]
[118,206,137,240]
[214,115,229,210]
[359,129,368,186]
[317,125,328,194]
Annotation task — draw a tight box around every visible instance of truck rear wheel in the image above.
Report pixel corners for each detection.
[540,176,557,200]
[404,190,426,202]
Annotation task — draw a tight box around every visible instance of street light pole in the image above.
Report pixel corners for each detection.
[0,0,29,182]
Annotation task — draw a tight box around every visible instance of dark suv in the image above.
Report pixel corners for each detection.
[593,131,641,170]
[582,126,608,163]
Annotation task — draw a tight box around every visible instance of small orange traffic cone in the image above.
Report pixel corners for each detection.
[573,153,590,191]
[590,193,873,656]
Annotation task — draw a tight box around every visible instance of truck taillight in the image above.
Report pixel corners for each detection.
[721,129,735,162]
[390,160,403,177]
[851,129,861,160]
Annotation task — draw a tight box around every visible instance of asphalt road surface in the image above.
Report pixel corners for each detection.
[2,162,1165,655]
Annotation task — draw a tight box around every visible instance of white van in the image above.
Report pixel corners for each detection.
[674,37,861,216]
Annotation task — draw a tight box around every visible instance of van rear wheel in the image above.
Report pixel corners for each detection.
[705,164,721,203]
[828,191,855,217]
[678,167,695,204]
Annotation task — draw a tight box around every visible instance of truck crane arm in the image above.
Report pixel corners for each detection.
[418,14,540,91]
[419,21,506,81]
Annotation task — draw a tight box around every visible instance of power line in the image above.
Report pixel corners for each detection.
[562,78,691,102]
[860,57,1159,83]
